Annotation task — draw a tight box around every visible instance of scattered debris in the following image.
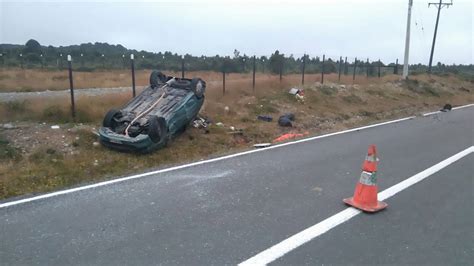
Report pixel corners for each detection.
[273,132,309,143]
[228,130,243,135]
[51,125,60,129]
[91,128,99,136]
[289,88,305,103]
[278,113,296,127]
[192,115,211,129]
[229,126,235,131]
[215,122,224,127]
[295,93,305,103]
[254,143,271,148]
[257,115,273,122]
[288,88,301,95]
[224,106,230,113]
[440,104,452,112]
[2,123,15,129]
[92,142,100,147]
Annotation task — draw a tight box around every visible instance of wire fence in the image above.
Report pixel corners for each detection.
[0,51,401,78]
[0,51,407,120]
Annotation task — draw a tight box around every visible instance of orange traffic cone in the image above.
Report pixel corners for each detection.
[343,144,387,212]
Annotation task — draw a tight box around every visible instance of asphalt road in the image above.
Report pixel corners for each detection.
[1,107,473,265]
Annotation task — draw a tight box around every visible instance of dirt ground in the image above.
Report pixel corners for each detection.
[0,70,472,199]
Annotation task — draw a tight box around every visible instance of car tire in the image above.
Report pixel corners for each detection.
[148,116,168,143]
[150,71,167,88]
[103,109,121,128]
[170,79,192,89]
[191,78,206,98]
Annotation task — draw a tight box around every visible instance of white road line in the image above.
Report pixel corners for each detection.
[239,146,474,266]
[422,103,474,116]
[0,116,415,209]
[422,110,442,116]
[452,103,474,110]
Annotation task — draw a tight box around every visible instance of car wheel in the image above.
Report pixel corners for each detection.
[150,71,167,88]
[103,109,121,128]
[148,116,168,143]
[170,79,192,89]
[191,78,206,98]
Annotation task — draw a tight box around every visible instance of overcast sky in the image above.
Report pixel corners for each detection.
[1,0,472,64]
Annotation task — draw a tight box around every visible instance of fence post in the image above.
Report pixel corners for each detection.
[181,55,185,78]
[40,54,44,69]
[252,55,256,91]
[321,54,325,84]
[338,56,342,82]
[19,54,23,69]
[344,56,348,75]
[131,54,136,98]
[67,55,76,120]
[366,58,370,78]
[394,58,398,74]
[301,54,306,85]
[378,59,381,78]
[222,71,226,95]
[279,60,283,82]
[353,57,357,81]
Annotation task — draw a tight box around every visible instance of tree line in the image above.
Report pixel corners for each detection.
[0,39,472,78]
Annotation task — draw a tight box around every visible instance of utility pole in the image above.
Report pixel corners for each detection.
[402,0,413,79]
[428,0,452,73]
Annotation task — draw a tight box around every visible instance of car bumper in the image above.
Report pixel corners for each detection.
[99,127,163,153]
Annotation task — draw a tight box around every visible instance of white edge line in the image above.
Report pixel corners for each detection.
[452,103,474,110]
[422,102,474,116]
[239,146,474,265]
[422,110,441,117]
[0,116,415,209]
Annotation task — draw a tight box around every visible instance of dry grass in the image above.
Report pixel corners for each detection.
[0,70,473,199]
[1,68,399,92]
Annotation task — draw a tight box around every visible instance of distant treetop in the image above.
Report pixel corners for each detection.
[24,39,41,54]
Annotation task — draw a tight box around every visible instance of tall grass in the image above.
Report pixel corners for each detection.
[0,93,131,123]
[0,68,403,92]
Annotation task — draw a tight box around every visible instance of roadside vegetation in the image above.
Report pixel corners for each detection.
[2,39,473,84]
[0,71,472,199]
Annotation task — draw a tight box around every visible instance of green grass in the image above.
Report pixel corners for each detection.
[0,133,22,161]
[247,97,279,116]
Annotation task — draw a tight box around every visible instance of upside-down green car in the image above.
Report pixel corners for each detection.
[99,71,206,153]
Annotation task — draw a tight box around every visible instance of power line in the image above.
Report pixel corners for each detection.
[428,0,453,73]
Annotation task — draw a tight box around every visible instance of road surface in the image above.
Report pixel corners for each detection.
[1,106,473,265]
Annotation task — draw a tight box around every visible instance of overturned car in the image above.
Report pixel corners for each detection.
[99,71,206,153]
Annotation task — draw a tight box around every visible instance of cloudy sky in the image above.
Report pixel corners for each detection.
[1,0,472,64]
